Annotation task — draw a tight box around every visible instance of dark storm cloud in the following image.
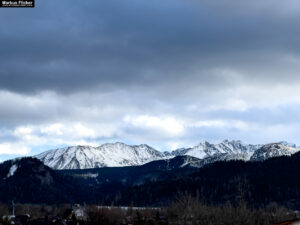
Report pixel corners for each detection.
[2,0,300,159]
[1,0,300,94]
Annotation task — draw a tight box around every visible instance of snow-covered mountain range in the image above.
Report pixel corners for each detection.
[34,140,300,170]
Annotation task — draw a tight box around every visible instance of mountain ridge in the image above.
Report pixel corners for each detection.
[35,142,165,169]
[34,140,300,170]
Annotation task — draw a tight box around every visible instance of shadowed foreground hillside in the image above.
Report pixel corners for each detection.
[110,152,300,209]
[2,153,300,210]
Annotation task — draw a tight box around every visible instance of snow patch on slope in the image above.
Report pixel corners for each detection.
[7,164,18,178]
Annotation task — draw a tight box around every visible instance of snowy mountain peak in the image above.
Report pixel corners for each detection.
[199,140,210,145]
[172,140,262,160]
[278,141,296,148]
[250,142,300,161]
[35,143,165,170]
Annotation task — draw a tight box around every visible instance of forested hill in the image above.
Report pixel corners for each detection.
[109,152,300,209]
[1,153,300,209]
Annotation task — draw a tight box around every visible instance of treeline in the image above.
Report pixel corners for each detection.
[0,195,296,225]
[109,153,300,209]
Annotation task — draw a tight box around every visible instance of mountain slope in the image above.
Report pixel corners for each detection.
[60,155,201,187]
[0,157,87,203]
[35,143,166,169]
[113,152,300,208]
[172,140,262,160]
[250,143,300,161]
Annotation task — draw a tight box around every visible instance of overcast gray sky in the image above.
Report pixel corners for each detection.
[1,0,300,160]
